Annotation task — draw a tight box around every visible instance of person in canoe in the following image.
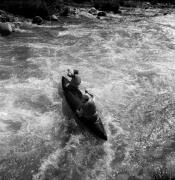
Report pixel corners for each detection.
[77,91,97,122]
[62,72,107,140]
[66,69,82,98]
[66,69,97,121]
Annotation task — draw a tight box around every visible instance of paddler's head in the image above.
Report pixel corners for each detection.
[82,94,89,103]
[70,73,81,88]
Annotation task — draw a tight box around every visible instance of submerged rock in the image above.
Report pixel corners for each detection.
[89,7,98,15]
[79,11,96,19]
[32,16,43,25]
[60,7,70,16]
[71,8,78,15]
[0,22,12,36]
[97,11,107,17]
[163,12,168,15]
[50,14,58,21]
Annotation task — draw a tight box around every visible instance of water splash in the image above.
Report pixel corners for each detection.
[1,11,175,180]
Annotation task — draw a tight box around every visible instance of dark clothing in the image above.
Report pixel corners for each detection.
[67,84,82,99]
[81,99,96,117]
[77,97,97,122]
[84,113,98,123]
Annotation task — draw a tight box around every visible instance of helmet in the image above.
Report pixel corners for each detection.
[70,74,81,87]
[82,94,89,103]
[73,69,79,75]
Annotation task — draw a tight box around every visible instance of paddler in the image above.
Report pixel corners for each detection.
[67,69,81,89]
[66,69,82,98]
[66,69,97,120]
[77,91,97,121]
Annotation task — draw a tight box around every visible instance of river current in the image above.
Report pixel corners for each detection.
[0,9,175,180]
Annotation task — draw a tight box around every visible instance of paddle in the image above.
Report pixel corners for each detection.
[85,89,94,98]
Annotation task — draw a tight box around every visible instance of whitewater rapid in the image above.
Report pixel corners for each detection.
[0,11,175,180]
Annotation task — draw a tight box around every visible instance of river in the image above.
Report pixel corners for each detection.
[0,8,175,180]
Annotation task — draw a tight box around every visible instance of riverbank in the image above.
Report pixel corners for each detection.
[0,3,174,27]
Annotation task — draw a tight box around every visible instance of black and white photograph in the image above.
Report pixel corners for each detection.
[0,0,175,179]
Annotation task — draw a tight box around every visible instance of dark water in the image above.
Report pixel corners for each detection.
[0,11,175,180]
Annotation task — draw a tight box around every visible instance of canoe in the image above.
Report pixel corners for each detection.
[62,76,107,141]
